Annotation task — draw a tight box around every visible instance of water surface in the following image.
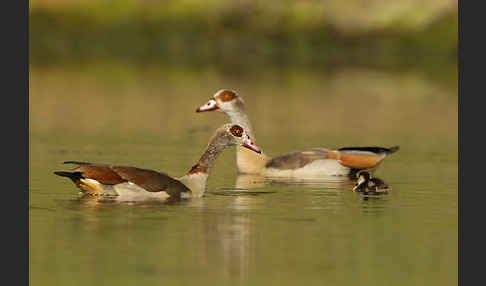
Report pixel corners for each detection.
[30,65,457,286]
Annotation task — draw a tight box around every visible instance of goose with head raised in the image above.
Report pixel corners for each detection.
[54,124,261,202]
[196,89,399,179]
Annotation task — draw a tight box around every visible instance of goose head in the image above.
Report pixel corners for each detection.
[213,123,261,154]
[196,89,244,114]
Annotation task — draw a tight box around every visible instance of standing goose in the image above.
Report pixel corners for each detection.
[54,124,261,201]
[196,89,399,179]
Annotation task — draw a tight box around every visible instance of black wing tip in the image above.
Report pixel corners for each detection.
[53,171,83,179]
[63,161,91,165]
[54,171,71,177]
[54,171,85,180]
[338,146,400,154]
[387,146,400,154]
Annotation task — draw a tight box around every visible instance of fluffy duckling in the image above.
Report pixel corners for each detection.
[352,172,391,194]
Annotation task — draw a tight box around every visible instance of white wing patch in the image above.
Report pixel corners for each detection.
[79,179,171,201]
[113,182,170,201]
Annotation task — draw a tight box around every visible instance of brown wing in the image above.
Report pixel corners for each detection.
[111,166,191,197]
[67,162,191,198]
[73,164,127,185]
[265,148,331,170]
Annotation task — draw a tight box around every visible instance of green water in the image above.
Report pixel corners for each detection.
[30,64,457,286]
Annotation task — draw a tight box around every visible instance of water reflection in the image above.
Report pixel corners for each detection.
[62,188,256,283]
[234,170,395,196]
[234,172,360,189]
[234,174,266,189]
[30,64,457,285]
[267,176,354,188]
[51,164,395,285]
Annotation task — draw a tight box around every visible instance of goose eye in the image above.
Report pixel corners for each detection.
[229,125,243,137]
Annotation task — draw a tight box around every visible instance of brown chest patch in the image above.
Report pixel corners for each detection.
[187,163,207,175]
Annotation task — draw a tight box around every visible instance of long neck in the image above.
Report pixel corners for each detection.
[226,108,255,139]
[226,107,269,174]
[190,141,227,174]
[178,138,227,196]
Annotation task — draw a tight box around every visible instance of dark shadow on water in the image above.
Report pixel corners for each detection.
[355,191,392,216]
[356,191,391,197]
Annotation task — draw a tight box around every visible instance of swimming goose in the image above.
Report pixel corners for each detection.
[54,124,262,201]
[352,171,390,194]
[196,89,399,179]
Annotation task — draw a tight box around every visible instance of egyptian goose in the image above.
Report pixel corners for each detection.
[352,171,390,194]
[196,89,399,179]
[54,124,262,201]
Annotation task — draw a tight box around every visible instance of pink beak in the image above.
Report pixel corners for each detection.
[242,138,262,154]
[196,99,219,112]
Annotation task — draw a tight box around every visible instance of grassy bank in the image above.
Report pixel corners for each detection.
[30,0,457,72]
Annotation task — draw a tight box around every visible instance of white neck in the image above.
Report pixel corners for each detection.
[226,108,269,174]
[226,109,255,139]
[178,173,208,198]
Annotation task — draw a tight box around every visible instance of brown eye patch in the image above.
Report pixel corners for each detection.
[229,125,244,137]
[215,90,237,102]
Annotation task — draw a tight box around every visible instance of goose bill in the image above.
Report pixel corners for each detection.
[242,139,262,154]
[196,99,219,112]
[353,175,366,191]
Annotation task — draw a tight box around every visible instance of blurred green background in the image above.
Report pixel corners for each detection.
[30,1,457,286]
[30,0,456,73]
